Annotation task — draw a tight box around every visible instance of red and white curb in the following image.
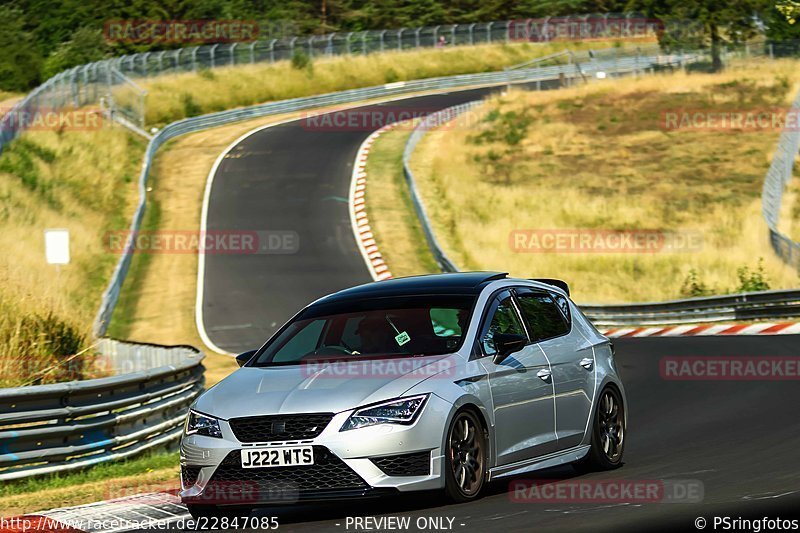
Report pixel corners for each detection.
[599,322,800,338]
[4,492,187,532]
[349,123,399,282]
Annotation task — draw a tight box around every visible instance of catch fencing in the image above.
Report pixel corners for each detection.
[761,87,800,269]
[0,12,660,155]
[0,340,204,481]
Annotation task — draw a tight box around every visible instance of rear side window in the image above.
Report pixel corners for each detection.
[515,289,570,341]
[480,294,525,356]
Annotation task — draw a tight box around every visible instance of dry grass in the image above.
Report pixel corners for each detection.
[408,59,800,303]
[140,39,649,126]
[0,121,144,385]
[364,124,439,276]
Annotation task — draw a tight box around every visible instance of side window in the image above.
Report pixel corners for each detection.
[273,319,325,361]
[516,290,570,341]
[552,293,571,323]
[480,294,525,356]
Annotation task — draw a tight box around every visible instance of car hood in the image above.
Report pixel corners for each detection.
[193,355,460,419]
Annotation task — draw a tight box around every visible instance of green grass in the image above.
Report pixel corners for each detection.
[141,39,647,126]
[364,125,439,276]
[106,178,163,340]
[0,451,178,499]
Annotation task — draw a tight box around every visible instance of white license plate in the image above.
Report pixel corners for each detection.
[240,446,314,469]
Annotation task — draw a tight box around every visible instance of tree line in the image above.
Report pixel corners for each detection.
[0,0,797,92]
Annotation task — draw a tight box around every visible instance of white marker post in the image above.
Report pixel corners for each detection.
[44,229,70,274]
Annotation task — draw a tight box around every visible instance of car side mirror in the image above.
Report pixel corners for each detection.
[491,333,527,365]
[235,350,257,367]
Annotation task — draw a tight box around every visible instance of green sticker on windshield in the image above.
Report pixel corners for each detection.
[395,331,411,346]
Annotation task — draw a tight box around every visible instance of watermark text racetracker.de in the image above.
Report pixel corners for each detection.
[509,478,704,504]
[661,357,800,381]
[104,19,259,44]
[0,515,279,531]
[0,107,103,132]
[103,230,299,255]
[510,229,703,254]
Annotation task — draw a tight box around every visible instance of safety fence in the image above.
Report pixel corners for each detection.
[761,87,800,270]
[0,339,204,481]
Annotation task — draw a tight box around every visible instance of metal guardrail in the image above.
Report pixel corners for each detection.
[0,339,204,481]
[92,45,672,336]
[761,87,800,270]
[582,290,800,326]
[401,53,800,326]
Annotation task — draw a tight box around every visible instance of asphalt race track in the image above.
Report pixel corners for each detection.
[199,88,800,530]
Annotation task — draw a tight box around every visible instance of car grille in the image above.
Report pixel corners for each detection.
[228,413,334,443]
[208,446,367,494]
[181,465,202,487]
[371,451,431,476]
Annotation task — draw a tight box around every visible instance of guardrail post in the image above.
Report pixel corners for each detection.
[289,37,297,58]
[487,22,493,43]
[415,28,421,48]
[433,25,439,46]
[270,39,277,62]
[397,29,404,50]
[468,23,476,45]
[380,30,387,52]
[191,47,198,71]
[362,32,368,54]
[230,43,237,66]
[328,33,336,56]
[346,32,353,54]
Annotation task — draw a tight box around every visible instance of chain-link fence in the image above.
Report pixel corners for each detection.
[0,12,662,154]
[762,87,800,270]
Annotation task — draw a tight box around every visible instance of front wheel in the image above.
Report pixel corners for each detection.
[444,410,487,502]
[579,386,626,471]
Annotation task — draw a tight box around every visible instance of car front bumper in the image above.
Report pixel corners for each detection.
[179,393,452,507]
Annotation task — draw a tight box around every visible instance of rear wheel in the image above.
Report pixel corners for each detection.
[444,410,487,502]
[579,386,626,471]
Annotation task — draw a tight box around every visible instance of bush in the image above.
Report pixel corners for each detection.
[680,269,712,298]
[181,93,202,118]
[735,258,771,293]
[291,50,312,72]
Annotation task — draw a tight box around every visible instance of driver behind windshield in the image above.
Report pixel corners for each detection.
[355,315,402,355]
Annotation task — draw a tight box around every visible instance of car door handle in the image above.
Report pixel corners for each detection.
[537,368,552,381]
[579,358,594,370]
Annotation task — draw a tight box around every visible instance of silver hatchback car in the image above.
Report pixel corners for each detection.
[180,272,627,518]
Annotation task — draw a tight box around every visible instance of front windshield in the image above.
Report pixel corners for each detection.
[251,295,475,366]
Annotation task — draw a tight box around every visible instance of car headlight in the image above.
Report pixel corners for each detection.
[185,410,222,438]
[340,394,429,431]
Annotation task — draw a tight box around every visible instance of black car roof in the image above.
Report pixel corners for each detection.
[319,272,509,303]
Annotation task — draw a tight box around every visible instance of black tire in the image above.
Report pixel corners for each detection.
[186,504,252,520]
[578,386,626,471]
[444,409,487,503]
